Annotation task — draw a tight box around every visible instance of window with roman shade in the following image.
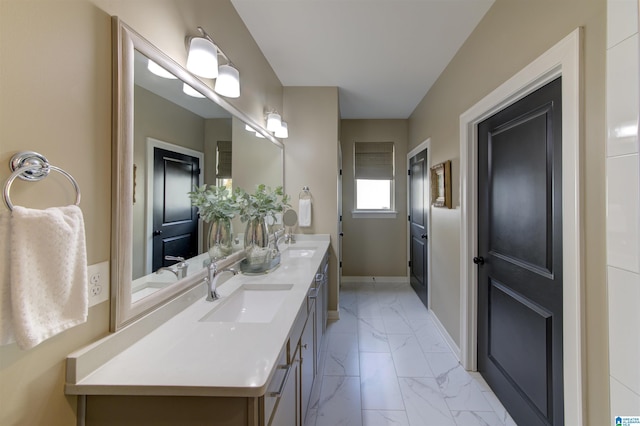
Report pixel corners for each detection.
[354,141,395,212]
[354,141,394,180]
[216,140,232,179]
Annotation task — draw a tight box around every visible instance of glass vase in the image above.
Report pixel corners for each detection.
[208,217,233,260]
[244,217,269,265]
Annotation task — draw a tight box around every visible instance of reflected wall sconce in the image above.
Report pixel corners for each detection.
[186,27,240,98]
[148,60,177,79]
[182,83,205,98]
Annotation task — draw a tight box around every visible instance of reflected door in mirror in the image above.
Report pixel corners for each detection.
[153,148,200,271]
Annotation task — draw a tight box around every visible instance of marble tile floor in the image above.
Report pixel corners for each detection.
[304,281,517,426]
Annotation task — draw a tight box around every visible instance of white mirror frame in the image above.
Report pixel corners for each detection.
[111,17,283,330]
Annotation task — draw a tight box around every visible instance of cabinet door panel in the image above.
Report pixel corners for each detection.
[300,307,315,424]
[269,352,300,426]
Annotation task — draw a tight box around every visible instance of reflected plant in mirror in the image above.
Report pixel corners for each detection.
[189,184,239,260]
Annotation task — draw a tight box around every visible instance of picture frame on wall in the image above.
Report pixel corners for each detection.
[431,160,452,208]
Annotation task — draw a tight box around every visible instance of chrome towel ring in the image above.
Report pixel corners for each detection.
[3,151,81,211]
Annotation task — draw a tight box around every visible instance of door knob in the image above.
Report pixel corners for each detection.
[421,234,427,239]
[473,256,485,265]
[153,230,163,236]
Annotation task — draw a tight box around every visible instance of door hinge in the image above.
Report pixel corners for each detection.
[339,261,343,268]
[408,260,412,267]
[339,215,342,221]
[339,169,343,176]
[408,169,411,176]
[408,215,410,221]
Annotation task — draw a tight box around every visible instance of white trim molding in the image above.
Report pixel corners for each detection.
[430,309,462,360]
[459,28,584,424]
[341,276,409,284]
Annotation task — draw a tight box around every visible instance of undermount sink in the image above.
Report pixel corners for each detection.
[285,247,316,258]
[199,284,294,323]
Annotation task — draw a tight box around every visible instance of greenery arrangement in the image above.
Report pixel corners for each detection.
[235,184,291,223]
[188,184,239,222]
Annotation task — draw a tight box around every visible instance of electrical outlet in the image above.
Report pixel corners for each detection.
[87,261,109,307]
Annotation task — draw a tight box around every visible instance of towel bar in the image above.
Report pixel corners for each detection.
[3,151,81,211]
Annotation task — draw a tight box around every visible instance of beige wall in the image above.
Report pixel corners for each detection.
[340,120,408,277]
[408,0,609,424]
[0,1,284,424]
[283,87,340,311]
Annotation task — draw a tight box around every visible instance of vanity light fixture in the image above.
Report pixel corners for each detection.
[182,83,205,98]
[214,64,240,98]
[186,27,241,98]
[266,112,282,132]
[275,121,288,139]
[147,60,177,79]
[186,28,219,79]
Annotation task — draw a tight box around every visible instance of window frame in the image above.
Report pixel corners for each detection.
[352,141,397,219]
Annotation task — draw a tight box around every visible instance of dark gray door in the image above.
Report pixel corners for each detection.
[152,147,200,272]
[477,77,563,426]
[409,149,428,307]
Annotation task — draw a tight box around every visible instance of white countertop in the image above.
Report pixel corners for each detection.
[66,235,330,398]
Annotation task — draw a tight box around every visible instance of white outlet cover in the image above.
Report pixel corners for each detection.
[87,261,110,307]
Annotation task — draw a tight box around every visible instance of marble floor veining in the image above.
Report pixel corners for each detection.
[304,281,517,426]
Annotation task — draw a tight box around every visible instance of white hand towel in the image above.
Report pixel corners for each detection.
[9,205,88,349]
[299,198,312,227]
[0,210,15,345]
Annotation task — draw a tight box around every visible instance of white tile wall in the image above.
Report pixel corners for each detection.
[607,266,640,394]
[608,0,639,48]
[606,154,640,272]
[607,34,639,157]
[610,376,640,417]
[607,0,640,417]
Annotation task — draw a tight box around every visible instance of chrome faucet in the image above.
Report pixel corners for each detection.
[205,262,238,301]
[156,256,189,279]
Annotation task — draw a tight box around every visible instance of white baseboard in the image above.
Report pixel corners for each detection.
[328,310,340,320]
[341,276,409,284]
[430,310,462,362]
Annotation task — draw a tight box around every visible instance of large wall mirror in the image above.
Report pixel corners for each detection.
[112,18,284,330]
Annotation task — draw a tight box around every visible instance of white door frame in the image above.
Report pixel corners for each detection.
[407,138,432,308]
[459,28,584,423]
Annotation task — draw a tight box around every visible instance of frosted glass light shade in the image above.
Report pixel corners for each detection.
[214,64,240,98]
[186,37,218,79]
[266,113,282,132]
[183,83,205,98]
[148,60,177,79]
[275,121,288,138]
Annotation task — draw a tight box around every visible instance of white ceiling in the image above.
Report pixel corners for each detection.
[231,0,495,119]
